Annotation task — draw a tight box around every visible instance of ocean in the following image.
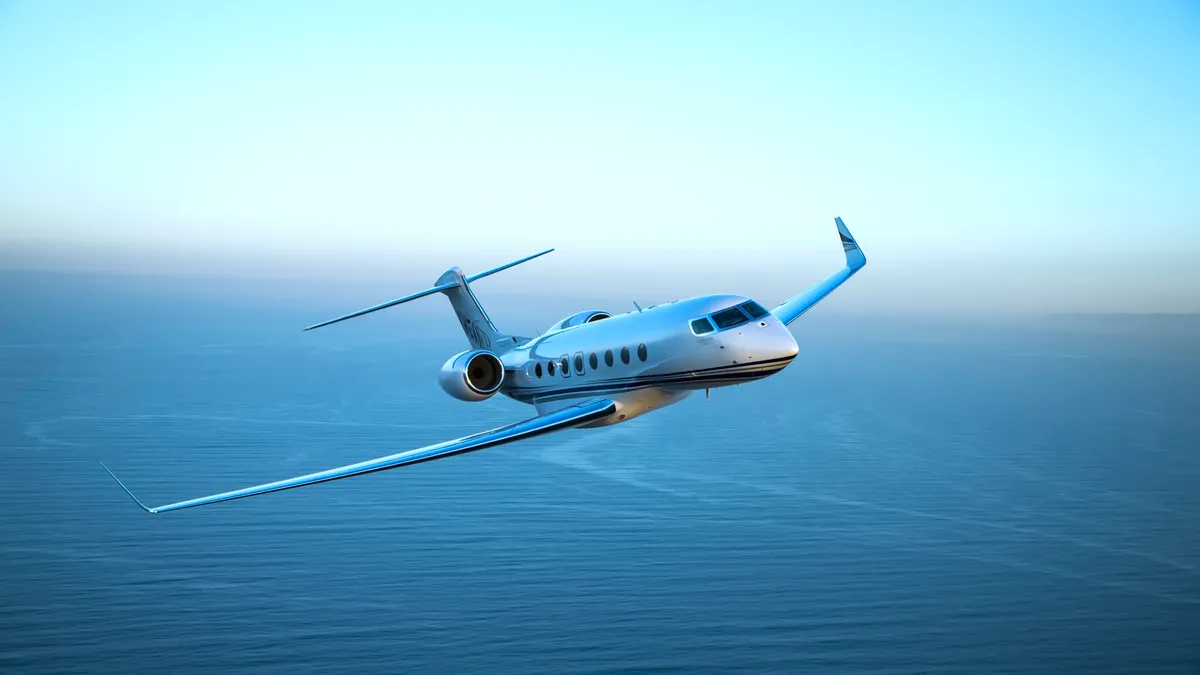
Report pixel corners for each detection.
[2,271,1197,674]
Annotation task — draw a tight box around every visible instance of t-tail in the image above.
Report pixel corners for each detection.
[433,266,514,351]
[303,248,553,352]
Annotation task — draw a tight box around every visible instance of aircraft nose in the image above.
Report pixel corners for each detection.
[775,324,800,360]
[727,319,798,365]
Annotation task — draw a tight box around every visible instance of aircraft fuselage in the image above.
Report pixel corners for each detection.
[500,293,800,426]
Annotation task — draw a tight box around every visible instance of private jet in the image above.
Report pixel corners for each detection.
[105,218,866,513]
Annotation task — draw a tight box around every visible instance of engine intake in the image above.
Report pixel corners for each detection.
[438,350,505,401]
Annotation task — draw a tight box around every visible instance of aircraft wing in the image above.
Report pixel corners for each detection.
[771,217,867,326]
[104,398,617,514]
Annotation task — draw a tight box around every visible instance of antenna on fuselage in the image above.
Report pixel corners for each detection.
[632,301,643,313]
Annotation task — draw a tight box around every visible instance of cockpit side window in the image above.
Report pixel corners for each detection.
[690,317,715,335]
[740,301,769,319]
[711,307,750,329]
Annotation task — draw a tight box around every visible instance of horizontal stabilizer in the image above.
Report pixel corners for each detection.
[303,248,554,332]
[466,248,554,283]
[303,282,456,331]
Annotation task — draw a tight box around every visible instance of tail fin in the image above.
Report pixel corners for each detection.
[302,249,552,352]
[434,266,520,351]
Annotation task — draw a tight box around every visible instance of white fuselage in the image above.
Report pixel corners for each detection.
[498,294,800,426]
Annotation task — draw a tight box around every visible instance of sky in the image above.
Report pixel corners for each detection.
[0,1,1197,313]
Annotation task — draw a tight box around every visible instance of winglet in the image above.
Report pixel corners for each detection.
[835,217,866,270]
[102,463,157,514]
[769,217,868,326]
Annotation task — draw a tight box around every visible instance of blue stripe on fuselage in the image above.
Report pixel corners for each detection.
[503,355,794,403]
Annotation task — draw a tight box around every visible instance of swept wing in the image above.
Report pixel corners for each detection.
[104,398,616,514]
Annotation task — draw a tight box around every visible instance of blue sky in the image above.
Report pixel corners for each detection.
[1,1,1197,312]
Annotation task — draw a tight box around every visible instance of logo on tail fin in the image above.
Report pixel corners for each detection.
[457,311,491,349]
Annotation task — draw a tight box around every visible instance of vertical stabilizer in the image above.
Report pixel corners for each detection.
[435,267,519,352]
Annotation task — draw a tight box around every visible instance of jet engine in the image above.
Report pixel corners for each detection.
[438,349,505,401]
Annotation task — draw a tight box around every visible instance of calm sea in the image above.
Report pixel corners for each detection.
[2,272,1197,674]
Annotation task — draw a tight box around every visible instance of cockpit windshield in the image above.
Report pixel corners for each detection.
[711,307,750,329]
[740,301,769,319]
[690,299,772,334]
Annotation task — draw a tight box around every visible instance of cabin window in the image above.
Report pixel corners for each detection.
[740,301,769,319]
[620,346,630,364]
[637,343,648,361]
[535,362,543,378]
[711,306,750,329]
[561,356,570,377]
[547,360,556,376]
[589,352,599,370]
[604,349,614,367]
[574,353,585,374]
[690,317,715,335]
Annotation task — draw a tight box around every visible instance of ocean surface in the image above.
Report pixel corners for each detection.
[2,271,1198,674]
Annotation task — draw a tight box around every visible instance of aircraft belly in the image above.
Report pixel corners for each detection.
[535,387,691,427]
[661,361,791,390]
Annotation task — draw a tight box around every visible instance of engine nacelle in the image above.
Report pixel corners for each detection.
[547,310,612,333]
[438,350,505,402]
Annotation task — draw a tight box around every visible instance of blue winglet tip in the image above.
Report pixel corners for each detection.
[834,216,850,236]
[101,463,158,514]
[833,216,866,269]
